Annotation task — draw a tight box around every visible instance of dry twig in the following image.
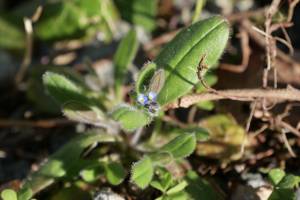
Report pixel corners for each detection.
[165,88,300,109]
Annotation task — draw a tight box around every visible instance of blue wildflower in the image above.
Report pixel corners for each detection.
[137,93,148,105]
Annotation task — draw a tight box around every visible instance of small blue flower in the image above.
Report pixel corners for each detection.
[148,91,157,101]
[137,93,148,105]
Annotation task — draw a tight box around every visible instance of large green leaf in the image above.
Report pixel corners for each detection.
[114,29,139,97]
[22,131,117,196]
[111,104,152,131]
[136,16,229,105]
[131,155,154,189]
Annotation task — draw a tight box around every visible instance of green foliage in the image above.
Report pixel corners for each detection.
[17,187,33,200]
[173,127,210,141]
[136,16,229,105]
[268,168,300,200]
[35,0,119,41]
[62,101,106,126]
[111,104,152,131]
[136,61,157,94]
[268,168,286,185]
[80,164,103,183]
[131,155,154,189]
[27,66,85,114]
[197,114,246,161]
[43,71,89,104]
[150,171,188,200]
[104,162,126,185]
[160,133,197,159]
[185,171,222,199]
[48,184,91,200]
[131,133,198,189]
[1,189,18,200]
[35,12,232,199]
[22,131,117,196]
[36,1,85,40]
[114,29,139,97]
[0,16,25,49]
[114,0,157,31]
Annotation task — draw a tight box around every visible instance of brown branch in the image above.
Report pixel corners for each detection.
[165,88,300,109]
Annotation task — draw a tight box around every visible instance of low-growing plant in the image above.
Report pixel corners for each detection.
[2,13,300,200]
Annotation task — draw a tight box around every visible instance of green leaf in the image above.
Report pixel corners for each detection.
[48,185,90,200]
[277,174,300,189]
[17,187,32,200]
[185,171,222,200]
[197,114,246,161]
[28,66,85,114]
[111,104,152,131]
[114,29,139,96]
[149,151,173,166]
[35,1,85,40]
[136,61,157,93]
[174,127,210,142]
[131,155,154,189]
[63,101,106,126]
[166,181,188,195]
[137,16,229,105]
[160,134,196,159]
[104,162,126,185]
[151,180,165,192]
[268,188,295,200]
[0,16,25,49]
[80,164,103,183]
[22,131,117,196]
[114,0,158,31]
[197,101,215,111]
[268,168,286,186]
[1,189,17,200]
[43,71,88,105]
[151,170,173,192]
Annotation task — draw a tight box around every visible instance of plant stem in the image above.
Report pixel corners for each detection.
[165,87,300,109]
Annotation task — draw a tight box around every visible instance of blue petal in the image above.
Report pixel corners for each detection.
[137,93,148,105]
[148,91,157,101]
